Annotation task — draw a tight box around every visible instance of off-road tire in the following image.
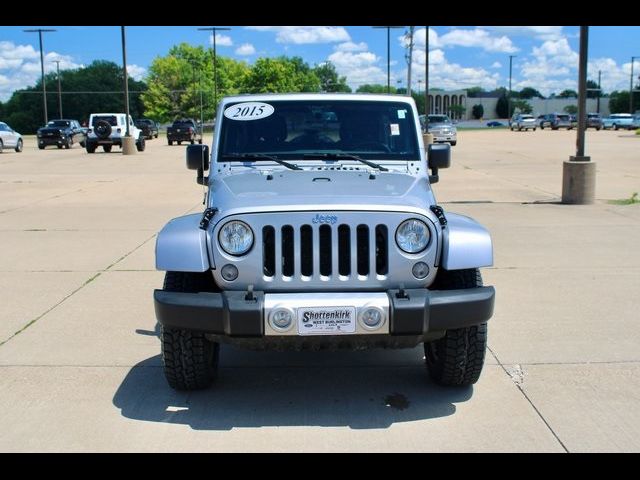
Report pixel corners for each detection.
[0,139,3,153]
[64,138,71,149]
[38,145,45,150]
[15,139,23,152]
[103,145,112,153]
[425,268,487,387]
[136,137,145,152]
[450,141,457,146]
[161,271,220,391]
[86,144,96,154]
[168,139,173,146]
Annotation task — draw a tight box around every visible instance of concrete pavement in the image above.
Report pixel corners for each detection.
[0,129,638,451]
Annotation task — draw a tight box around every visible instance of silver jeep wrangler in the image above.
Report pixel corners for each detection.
[154,93,495,390]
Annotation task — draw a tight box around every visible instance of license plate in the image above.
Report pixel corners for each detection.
[297,306,356,336]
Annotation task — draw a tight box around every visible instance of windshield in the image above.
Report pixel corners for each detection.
[219,100,419,161]
[47,120,70,127]
[173,120,194,127]
[557,115,570,121]
[428,115,450,124]
[520,115,534,119]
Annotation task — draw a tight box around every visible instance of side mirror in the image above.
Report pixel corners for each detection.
[427,143,450,184]
[186,144,210,185]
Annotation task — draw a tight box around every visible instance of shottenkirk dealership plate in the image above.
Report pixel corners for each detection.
[297,306,356,335]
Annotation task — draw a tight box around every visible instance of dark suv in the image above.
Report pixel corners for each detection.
[135,119,159,139]
[167,119,201,145]
[586,113,603,130]
[538,113,572,130]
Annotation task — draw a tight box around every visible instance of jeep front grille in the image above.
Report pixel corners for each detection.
[262,223,388,280]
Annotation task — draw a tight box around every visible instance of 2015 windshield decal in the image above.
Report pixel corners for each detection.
[223,102,274,121]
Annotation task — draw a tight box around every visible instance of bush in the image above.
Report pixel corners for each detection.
[472,104,484,119]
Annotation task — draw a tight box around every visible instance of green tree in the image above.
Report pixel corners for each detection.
[472,104,484,119]
[2,60,147,133]
[518,87,544,99]
[241,56,320,94]
[586,80,601,99]
[496,94,509,118]
[558,89,578,98]
[563,105,578,115]
[512,99,532,114]
[609,90,631,113]
[466,86,486,98]
[356,84,397,94]
[314,62,351,92]
[449,104,466,119]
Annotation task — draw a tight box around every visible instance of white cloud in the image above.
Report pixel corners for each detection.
[246,26,350,44]
[127,64,146,81]
[588,57,637,94]
[334,41,368,52]
[438,28,518,53]
[210,34,233,47]
[480,26,564,41]
[402,27,440,50]
[518,38,580,95]
[327,50,386,87]
[235,43,256,56]
[0,42,82,101]
[491,61,502,68]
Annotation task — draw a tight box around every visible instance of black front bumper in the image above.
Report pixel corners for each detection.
[167,133,193,141]
[153,287,495,337]
[38,137,68,146]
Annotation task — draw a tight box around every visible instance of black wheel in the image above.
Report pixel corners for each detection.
[38,145,45,150]
[103,145,112,153]
[0,139,3,153]
[533,128,536,131]
[596,127,601,131]
[425,268,487,387]
[168,139,173,146]
[57,144,63,149]
[94,120,112,139]
[155,133,158,138]
[15,139,23,152]
[86,144,96,154]
[449,141,457,146]
[64,138,71,149]
[136,137,146,152]
[190,138,195,145]
[198,138,203,145]
[540,125,544,130]
[178,141,182,145]
[161,271,219,391]
[614,124,619,131]
[80,140,86,148]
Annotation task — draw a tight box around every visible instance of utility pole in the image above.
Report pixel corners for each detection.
[425,26,429,123]
[24,28,56,125]
[198,27,231,116]
[121,26,135,155]
[597,70,601,114]
[562,26,594,205]
[508,55,517,121]
[405,26,415,96]
[630,56,639,114]
[373,26,404,93]
[53,60,62,119]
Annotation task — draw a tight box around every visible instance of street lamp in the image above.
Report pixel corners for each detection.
[120,26,135,155]
[23,28,56,125]
[373,26,404,93]
[508,55,517,121]
[53,60,62,119]
[630,56,639,114]
[198,27,231,116]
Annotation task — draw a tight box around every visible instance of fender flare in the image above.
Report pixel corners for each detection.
[155,214,211,272]
[441,212,493,270]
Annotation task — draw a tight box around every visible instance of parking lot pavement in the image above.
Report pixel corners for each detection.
[0,130,639,451]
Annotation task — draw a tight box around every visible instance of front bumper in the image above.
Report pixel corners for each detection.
[167,133,194,141]
[38,136,68,146]
[431,132,457,143]
[153,287,495,337]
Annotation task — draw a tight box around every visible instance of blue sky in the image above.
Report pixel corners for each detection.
[1,26,639,101]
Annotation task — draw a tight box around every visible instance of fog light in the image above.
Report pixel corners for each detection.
[220,264,238,281]
[359,306,385,330]
[412,262,429,279]
[269,308,293,332]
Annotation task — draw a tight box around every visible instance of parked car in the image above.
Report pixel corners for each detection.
[569,115,578,129]
[510,113,537,131]
[586,113,603,130]
[135,119,159,140]
[602,113,635,130]
[486,121,505,127]
[85,113,145,153]
[0,121,23,153]
[419,114,457,146]
[538,113,572,130]
[167,119,201,145]
[154,93,495,391]
[631,115,640,129]
[37,119,87,149]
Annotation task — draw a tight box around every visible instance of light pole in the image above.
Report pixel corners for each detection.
[425,26,429,129]
[597,70,601,114]
[405,26,414,96]
[508,55,517,121]
[373,26,404,93]
[630,56,639,114]
[121,26,135,155]
[198,27,231,116]
[24,28,56,125]
[53,60,62,119]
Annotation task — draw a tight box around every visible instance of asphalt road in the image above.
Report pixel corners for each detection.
[0,129,638,452]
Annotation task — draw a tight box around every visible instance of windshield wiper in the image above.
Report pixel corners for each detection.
[303,153,388,172]
[221,153,302,171]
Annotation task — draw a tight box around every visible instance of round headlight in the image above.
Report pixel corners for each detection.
[218,220,254,256]
[395,219,430,254]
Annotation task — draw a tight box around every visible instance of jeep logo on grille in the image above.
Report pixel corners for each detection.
[312,214,338,225]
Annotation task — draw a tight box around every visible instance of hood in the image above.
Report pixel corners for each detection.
[210,169,432,217]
